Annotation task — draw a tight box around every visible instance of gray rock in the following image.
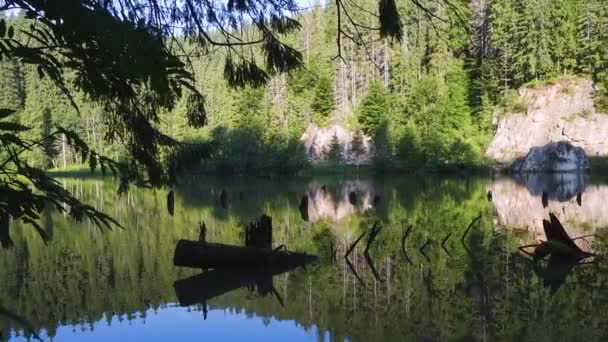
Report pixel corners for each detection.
[300,124,374,164]
[486,79,608,162]
[512,141,589,173]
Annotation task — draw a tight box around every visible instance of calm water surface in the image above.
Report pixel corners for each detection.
[2,174,608,341]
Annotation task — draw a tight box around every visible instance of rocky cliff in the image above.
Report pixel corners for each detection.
[300,124,374,164]
[487,79,608,162]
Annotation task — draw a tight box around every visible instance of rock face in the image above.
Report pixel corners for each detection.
[511,141,590,173]
[487,79,608,162]
[300,124,373,164]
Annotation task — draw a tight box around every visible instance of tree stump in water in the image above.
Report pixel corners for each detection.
[348,191,357,206]
[245,215,272,249]
[298,195,309,222]
[220,189,228,209]
[167,190,175,216]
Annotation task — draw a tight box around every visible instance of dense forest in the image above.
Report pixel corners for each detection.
[2,0,608,174]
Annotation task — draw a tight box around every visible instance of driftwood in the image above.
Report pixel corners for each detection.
[174,240,317,269]
[519,213,595,261]
[517,213,598,294]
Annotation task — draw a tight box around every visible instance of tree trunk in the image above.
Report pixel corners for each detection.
[173,240,317,269]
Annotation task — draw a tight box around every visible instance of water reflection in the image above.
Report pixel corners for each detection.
[2,175,608,341]
[513,172,588,201]
[490,176,608,244]
[303,181,377,223]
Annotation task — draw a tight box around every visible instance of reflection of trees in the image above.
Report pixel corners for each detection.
[2,177,608,340]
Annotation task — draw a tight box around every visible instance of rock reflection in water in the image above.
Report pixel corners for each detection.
[490,176,607,247]
[512,172,588,201]
[303,181,377,223]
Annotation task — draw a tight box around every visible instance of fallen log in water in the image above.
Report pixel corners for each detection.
[173,239,318,269]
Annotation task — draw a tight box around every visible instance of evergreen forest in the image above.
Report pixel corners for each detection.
[2,0,608,176]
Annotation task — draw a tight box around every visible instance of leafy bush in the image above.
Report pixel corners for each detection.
[498,89,528,115]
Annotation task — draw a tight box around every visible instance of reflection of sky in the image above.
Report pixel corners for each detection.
[9,306,329,342]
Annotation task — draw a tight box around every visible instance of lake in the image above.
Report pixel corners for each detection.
[2,174,608,341]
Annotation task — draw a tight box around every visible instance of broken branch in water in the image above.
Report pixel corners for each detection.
[519,213,598,261]
[401,224,413,265]
[345,231,366,258]
[271,286,285,307]
[419,237,431,263]
[346,256,366,287]
[441,232,452,257]
[344,231,367,287]
[461,214,482,245]
[364,222,384,282]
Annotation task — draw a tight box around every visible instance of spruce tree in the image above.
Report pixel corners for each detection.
[0,59,25,111]
[357,81,388,136]
[311,75,335,119]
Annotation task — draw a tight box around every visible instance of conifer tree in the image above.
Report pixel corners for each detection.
[311,75,335,119]
[0,59,25,111]
[357,81,389,136]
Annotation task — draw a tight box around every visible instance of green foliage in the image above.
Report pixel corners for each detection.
[497,89,529,115]
[393,122,425,171]
[311,75,335,119]
[357,82,389,136]
[0,59,25,111]
[594,80,608,113]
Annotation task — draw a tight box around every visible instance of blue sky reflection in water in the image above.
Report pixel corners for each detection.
[2,174,608,341]
[8,307,326,342]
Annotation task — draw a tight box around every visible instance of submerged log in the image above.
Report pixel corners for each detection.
[173,240,318,269]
